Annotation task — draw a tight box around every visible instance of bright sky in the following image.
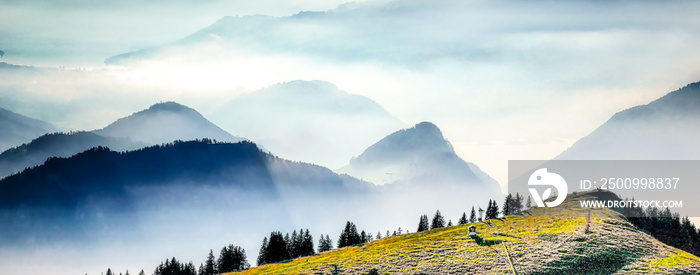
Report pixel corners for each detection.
[2,0,700,188]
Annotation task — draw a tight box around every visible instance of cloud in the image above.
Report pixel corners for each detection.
[3,0,700,197]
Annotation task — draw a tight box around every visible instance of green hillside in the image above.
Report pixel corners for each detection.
[230,191,700,274]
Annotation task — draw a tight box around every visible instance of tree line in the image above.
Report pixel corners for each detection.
[102,194,526,275]
[614,201,700,257]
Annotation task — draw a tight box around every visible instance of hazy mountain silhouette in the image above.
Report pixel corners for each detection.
[557,81,700,160]
[339,122,502,227]
[0,107,57,152]
[211,80,405,168]
[0,131,145,179]
[341,122,499,189]
[94,101,245,145]
[0,140,372,244]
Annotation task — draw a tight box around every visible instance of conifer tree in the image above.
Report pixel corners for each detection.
[417,214,430,232]
[376,232,382,239]
[289,230,299,258]
[217,245,248,272]
[447,220,453,227]
[318,234,333,253]
[458,212,468,225]
[486,199,500,219]
[265,231,288,264]
[338,221,361,248]
[515,193,524,214]
[470,206,477,223]
[325,235,333,250]
[526,195,532,209]
[257,237,268,266]
[301,229,314,256]
[203,249,216,275]
[431,210,445,229]
[503,194,512,216]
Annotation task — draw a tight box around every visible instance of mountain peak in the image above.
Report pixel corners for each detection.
[94,102,243,145]
[147,101,196,113]
[350,121,453,166]
[556,80,700,160]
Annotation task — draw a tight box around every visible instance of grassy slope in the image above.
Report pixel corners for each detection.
[230,191,700,274]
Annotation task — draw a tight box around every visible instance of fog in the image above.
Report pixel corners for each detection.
[0,148,499,275]
[2,0,700,274]
[2,0,700,184]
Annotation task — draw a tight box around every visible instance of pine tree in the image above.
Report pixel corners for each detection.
[485,200,492,219]
[230,246,249,271]
[106,268,113,275]
[526,195,532,209]
[386,230,390,238]
[284,233,292,259]
[417,214,430,232]
[493,200,500,218]
[338,222,350,248]
[301,229,314,256]
[338,221,361,248]
[376,231,382,239]
[486,199,500,219]
[515,193,524,214]
[265,231,288,264]
[325,235,333,250]
[203,249,216,275]
[431,210,445,229]
[360,230,368,243]
[349,223,360,245]
[257,237,268,266]
[470,206,477,223]
[138,270,145,275]
[447,220,453,227]
[503,194,512,216]
[289,230,299,258]
[318,234,333,253]
[458,212,468,225]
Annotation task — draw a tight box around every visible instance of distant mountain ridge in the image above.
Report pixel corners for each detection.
[557,81,700,160]
[0,131,145,179]
[211,80,405,168]
[339,121,502,229]
[0,107,57,152]
[95,101,245,145]
[342,122,498,191]
[0,140,373,244]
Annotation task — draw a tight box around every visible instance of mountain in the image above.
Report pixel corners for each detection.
[94,101,245,145]
[231,190,700,274]
[557,82,700,160]
[210,80,405,168]
[341,121,500,191]
[339,122,502,229]
[0,131,145,179]
[0,140,373,246]
[0,107,57,152]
